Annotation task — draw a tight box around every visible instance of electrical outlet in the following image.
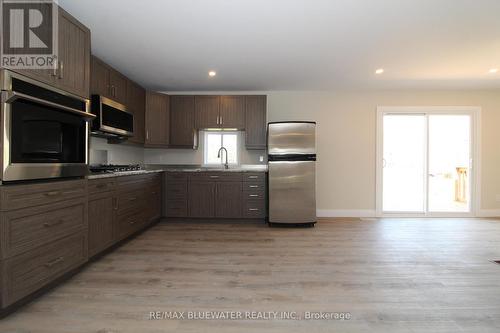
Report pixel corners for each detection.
[259,156,264,162]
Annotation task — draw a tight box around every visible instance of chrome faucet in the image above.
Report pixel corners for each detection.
[217,146,229,169]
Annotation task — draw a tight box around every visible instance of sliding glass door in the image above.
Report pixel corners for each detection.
[379,109,475,216]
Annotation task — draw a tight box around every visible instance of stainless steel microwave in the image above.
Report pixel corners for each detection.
[0,70,94,182]
[90,95,133,138]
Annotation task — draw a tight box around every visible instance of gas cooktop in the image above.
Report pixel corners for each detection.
[89,164,142,173]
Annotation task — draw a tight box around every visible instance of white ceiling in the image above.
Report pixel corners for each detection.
[59,0,500,91]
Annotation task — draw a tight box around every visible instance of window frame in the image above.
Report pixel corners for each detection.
[203,131,240,166]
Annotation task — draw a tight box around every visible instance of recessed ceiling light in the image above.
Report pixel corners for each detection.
[208,70,217,77]
[489,68,498,74]
[375,68,384,74]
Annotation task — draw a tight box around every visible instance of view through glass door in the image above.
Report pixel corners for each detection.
[381,111,473,215]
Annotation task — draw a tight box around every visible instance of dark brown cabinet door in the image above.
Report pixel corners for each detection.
[245,95,267,149]
[90,56,111,98]
[188,182,215,217]
[220,96,245,129]
[127,81,146,144]
[170,95,197,148]
[145,92,169,147]
[56,8,91,98]
[88,195,115,257]
[216,182,242,218]
[195,96,220,129]
[109,69,128,104]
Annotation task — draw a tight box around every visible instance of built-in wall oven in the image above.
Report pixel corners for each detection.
[1,70,95,182]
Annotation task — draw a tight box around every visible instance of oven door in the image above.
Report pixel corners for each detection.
[1,73,94,182]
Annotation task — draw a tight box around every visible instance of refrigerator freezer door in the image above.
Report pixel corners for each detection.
[268,160,316,223]
[268,122,315,155]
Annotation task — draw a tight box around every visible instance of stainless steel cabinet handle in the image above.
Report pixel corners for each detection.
[45,190,61,197]
[58,61,64,79]
[146,130,149,140]
[248,176,258,179]
[249,194,259,197]
[220,116,223,125]
[216,116,220,125]
[249,208,259,211]
[52,60,58,76]
[209,175,219,178]
[249,185,259,188]
[45,256,64,268]
[43,219,64,227]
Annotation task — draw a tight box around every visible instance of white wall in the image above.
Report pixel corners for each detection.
[89,137,144,165]
[265,90,500,216]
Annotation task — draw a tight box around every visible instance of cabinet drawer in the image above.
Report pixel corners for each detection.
[88,178,116,195]
[167,172,188,183]
[189,172,242,182]
[243,182,266,192]
[116,173,157,193]
[167,183,187,199]
[0,179,87,211]
[242,200,266,218]
[115,210,144,241]
[243,191,266,200]
[1,198,87,259]
[116,189,144,216]
[242,172,266,182]
[2,232,87,307]
[166,200,187,217]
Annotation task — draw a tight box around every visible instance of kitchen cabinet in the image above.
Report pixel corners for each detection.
[195,96,220,129]
[88,178,116,257]
[109,70,128,104]
[127,81,146,145]
[166,171,267,219]
[9,6,91,99]
[245,96,267,149]
[188,181,216,217]
[0,179,88,308]
[170,95,197,148]
[145,92,170,147]
[90,56,110,98]
[220,96,246,129]
[216,182,242,218]
[90,56,128,105]
[166,172,188,217]
[56,8,91,99]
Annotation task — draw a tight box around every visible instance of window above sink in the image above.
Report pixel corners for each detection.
[203,131,239,166]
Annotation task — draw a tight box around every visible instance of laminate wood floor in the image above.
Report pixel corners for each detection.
[2,218,500,333]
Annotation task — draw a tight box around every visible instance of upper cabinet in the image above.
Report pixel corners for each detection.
[220,96,245,129]
[8,6,91,99]
[245,95,267,149]
[56,8,91,99]
[170,96,198,148]
[195,96,220,129]
[127,81,146,145]
[195,95,246,130]
[90,56,128,105]
[145,92,170,147]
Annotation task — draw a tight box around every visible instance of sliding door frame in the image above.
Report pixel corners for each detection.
[376,106,481,218]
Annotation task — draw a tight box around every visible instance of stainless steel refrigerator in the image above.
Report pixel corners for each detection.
[267,122,316,225]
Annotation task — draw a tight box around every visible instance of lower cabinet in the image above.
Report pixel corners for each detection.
[88,178,116,257]
[216,182,242,218]
[166,171,267,219]
[188,182,216,217]
[0,179,88,309]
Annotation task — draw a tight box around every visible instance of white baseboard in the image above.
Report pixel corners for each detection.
[317,209,377,218]
[477,209,500,217]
